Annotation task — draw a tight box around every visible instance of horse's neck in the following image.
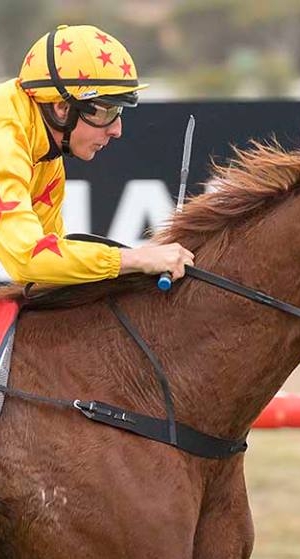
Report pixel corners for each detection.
[169,193,300,438]
[15,194,300,440]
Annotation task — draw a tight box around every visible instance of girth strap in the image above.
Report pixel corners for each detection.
[79,400,248,459]
[0,383,247,459]
[106,297,248,458]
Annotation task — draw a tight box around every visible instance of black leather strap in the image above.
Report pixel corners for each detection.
[65,234,300,318]
[0,383,247,459]
[108,297,177,446]
[185,265,300,318]
[65,233,128,248]
[46,31,73,102]
[79,400,247,459]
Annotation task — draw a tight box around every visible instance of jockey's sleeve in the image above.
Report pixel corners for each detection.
[0,124,121,285]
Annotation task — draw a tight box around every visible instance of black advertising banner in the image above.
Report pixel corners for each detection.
[64,101,300,247]
[1,101,298,281]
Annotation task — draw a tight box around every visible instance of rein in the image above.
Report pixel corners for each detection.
[186,265,300,318]
[66,233,300,318]
[2,234,300,459]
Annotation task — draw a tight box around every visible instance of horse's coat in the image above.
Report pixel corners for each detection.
[1,141,300,558]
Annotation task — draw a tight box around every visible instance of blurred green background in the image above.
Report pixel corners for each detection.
[1,1,300,557]
[248,369,300,559]
[1,0,300,100]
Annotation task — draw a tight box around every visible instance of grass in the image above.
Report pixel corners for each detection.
[245,367,300,559]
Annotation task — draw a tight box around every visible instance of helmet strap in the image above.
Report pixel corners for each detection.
[47,30,96,156]
[61,104,80,156]
[47,30,73,104]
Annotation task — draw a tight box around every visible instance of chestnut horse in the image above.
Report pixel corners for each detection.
[1,141,300,559]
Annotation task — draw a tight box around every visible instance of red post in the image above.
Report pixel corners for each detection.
[252,392,300,428]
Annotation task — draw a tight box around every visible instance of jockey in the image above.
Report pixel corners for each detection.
[0,24,194,285]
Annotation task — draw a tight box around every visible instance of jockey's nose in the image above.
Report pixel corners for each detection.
[107,116,122,139]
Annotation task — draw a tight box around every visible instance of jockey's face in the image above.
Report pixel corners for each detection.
[70,112,122,161]
[52,101,122,161]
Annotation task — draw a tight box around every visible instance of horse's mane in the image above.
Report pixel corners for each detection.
[155,139,300,247]
[2,139,300,311]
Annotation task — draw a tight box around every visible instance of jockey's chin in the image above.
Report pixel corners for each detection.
[69,116,122,161]
[72,144,103,161]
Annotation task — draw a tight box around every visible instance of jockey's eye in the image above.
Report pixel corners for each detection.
[79,104,123,128]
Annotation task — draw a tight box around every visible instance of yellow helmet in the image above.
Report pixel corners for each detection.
[19,24,148,105]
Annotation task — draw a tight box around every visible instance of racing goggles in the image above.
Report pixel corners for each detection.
[79,103,123,128]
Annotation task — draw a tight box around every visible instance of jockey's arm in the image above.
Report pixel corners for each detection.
[0,123,120,284]
[0,180,121,285]
[0,122,193,285]
[0,176,193,284]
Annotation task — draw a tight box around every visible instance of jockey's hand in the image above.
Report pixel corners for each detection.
[119,243,195,281]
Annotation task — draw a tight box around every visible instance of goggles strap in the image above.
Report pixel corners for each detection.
[61,105,80,156]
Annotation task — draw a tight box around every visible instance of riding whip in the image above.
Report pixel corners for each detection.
[158,114,195,291]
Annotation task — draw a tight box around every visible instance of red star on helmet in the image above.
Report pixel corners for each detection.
[119,58,132,77]
[0,197,20,218]
[56,38,73,55]
[32,234,63,258]
[95,32,111,44]
[97,50,113,67]
[78,69,90,80]
[32,178,61,208]
[25,52,35,67]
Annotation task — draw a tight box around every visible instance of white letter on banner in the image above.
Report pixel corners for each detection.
[108,180,174,246]
[63,180,91,233]
[0,265,10,282]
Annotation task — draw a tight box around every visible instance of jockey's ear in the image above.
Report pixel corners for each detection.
[52,101,70,124]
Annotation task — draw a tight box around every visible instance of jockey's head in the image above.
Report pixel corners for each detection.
[19,24,148,158]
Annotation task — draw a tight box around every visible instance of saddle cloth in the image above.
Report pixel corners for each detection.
[0,299,19,413]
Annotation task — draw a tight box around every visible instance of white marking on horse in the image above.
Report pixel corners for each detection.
[39,486,68,508]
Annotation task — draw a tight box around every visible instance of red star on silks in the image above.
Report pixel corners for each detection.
[25,51,35,67]
[97,49,113,67]
[95,32,111,44]
[0,197,20,219]
[26,89,37,97]
[32,234,63,258]
[78,69,90,80]
[55,38,73,55]
[32,178,61,208]
[119,58,132,77]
